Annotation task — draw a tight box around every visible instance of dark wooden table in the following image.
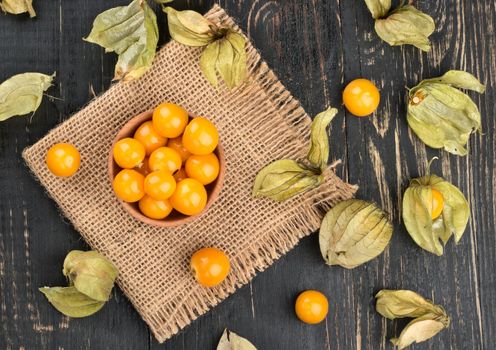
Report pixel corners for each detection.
[1,1,494,349]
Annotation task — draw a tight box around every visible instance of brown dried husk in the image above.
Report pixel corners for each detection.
[22,5,356,343]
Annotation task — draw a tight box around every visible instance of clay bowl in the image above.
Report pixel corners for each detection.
[108,109,225,227]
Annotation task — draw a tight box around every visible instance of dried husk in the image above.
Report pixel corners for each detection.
[199,31,247,88]
[364,0,391,19]
[375,290,446,320]
[391,314,450,350]
[407,71,485,155]
[164,7,217,47]
[216,37,235,87]
[223,32,248,88]
[253,107,342,201]
[85,0,159,81]
[217,329,257,350]
[376,289,450,349]
[1,0,35,17]
[200,41,221,86]
[319,199,393,269]
[402,175,470,255]
[0,72,54,122]
[63,250,119,302]
[307,108,338,170]
[418,70,486,93]
[374,5,435,51]
[39,286,105,318]
[164,7,247,89]
[252,159,323,202]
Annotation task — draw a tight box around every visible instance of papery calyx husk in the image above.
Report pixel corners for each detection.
[407,70,485,155]
[0,72,54,122]
[375,290,447,320]
[376,289,450,350]
[374,5,435,52]
[252,159,323,202]
[210,31,247,88]
[1,0,36,17]
[391,313,450,350]
[308,108,338,170]
[364,0,391,19]
[217,329,257,350]
[63,250,119,302]
[199,30,247,88]
[319,199,393,269]
[164,7,217,47]
[253,108,340,202]
[85,0,159,81]
[164,7,248,89]
[39,286,105,318]
[402,173,469,256]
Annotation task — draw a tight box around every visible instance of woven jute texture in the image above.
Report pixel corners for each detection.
[23,5,356,343]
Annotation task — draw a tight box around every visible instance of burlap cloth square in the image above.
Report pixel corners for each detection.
[23,5,356,343]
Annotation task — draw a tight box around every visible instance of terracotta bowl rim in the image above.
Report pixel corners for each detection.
[108,109,226,228]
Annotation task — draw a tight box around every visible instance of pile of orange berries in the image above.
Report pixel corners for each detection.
[112,102,220,220]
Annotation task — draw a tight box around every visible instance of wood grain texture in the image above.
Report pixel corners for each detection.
[0,0,494,349]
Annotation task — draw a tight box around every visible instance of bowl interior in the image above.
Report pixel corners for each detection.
[108,110,225,227]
